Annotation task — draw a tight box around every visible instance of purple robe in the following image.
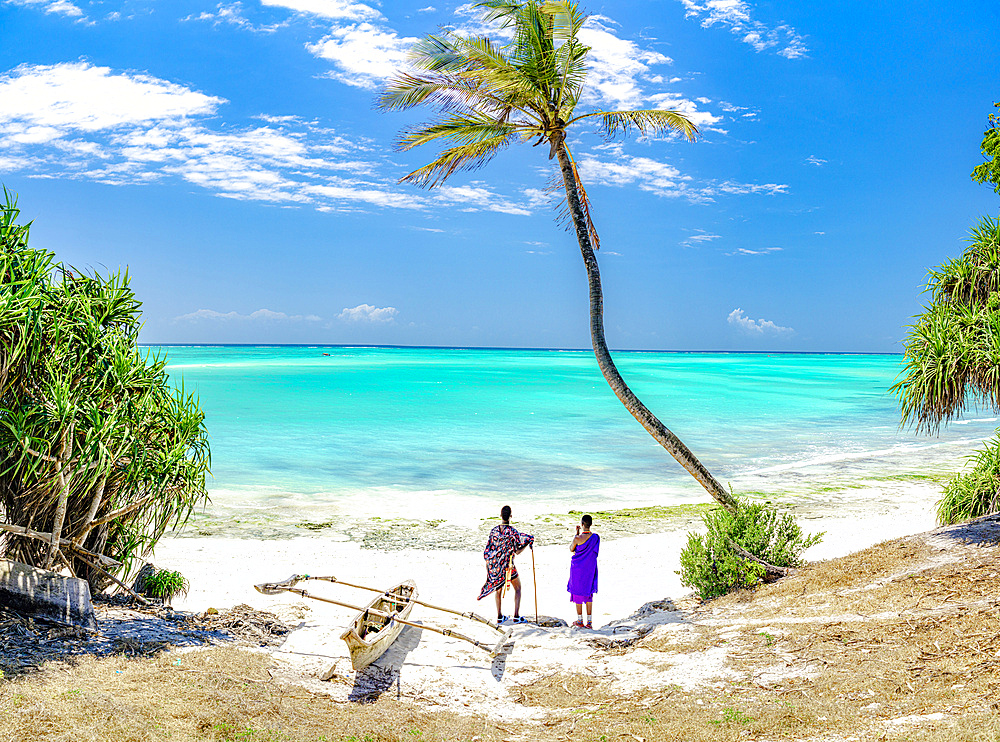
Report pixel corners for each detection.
[567,533,599,601]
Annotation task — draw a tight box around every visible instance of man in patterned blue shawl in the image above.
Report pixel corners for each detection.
[478,505,534,624]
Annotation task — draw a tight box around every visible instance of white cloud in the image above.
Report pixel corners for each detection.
[307,23,416,89]
[0,62,541,217]
[727,246,782,255]
[260,0,380,21]
[175,308,322,322]
[711,181,787,196]
[0,62,221,132]
[805,155,827,166]
[6,0,84,18]
[681,230,721,248]
[576,146,786,203]
[417,6,436,12]
[338,304,398,323]
[727,308,793,335]
[434,183,531,215]
[578,15,672,109]
[184,2,286,33]
[677,0,807,59]
[647,94,721,129]
[522,188,550,209]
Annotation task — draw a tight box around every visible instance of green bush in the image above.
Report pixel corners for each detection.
[137,566,190,602]
[679,498,822,600]
[937,435,1000,524]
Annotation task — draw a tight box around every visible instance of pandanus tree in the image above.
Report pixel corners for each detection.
[379,0,737,512]
[893,103,1000,524]
[0,189,210,589]
[891,215,1000,523]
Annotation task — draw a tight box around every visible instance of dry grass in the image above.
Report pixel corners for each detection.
[3,532,1000,741]
[0,647,506,742]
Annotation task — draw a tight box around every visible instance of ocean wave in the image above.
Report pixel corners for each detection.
[744,437,988,475]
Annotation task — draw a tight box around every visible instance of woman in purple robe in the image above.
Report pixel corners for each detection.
[567,514,599,629]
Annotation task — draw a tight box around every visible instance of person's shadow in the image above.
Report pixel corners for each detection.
[348,624,423,703]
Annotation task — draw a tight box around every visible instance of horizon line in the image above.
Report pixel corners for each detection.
[140,343,904,356]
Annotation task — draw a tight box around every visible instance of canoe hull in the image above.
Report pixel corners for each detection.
[340,580,418,671]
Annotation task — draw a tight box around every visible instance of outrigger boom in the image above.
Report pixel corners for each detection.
[254,574,513,659]
[265,574,505,631]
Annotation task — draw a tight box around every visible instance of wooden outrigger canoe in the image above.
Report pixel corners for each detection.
[340,579,417,671]
[255,574,513,671]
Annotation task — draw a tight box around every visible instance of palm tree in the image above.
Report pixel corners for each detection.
[379,0,737,512]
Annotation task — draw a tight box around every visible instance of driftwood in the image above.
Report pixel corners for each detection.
[729,540,793,577]
[70,549,149,606]
[0,523,120,569]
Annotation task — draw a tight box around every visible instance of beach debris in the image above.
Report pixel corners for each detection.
[0,558,98,631]
[198,603,290,647]
[0,599,287,678]
[527,615,568,628]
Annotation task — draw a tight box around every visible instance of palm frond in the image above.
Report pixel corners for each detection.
[398,117,522,150]
[541,0,586,44]
[399,133,518,188]
[378,72,542,123]
[569,109,699,141]
[476,0,521,28]
[408,34,472,72]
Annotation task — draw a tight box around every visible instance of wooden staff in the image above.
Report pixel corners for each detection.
[530,545,538,623]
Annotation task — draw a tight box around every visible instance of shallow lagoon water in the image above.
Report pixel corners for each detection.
[157,346,995,536]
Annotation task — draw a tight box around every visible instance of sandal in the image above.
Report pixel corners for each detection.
[571,620,585,629]
[497,615,510,624]
[586,621,593,629]
[512,616,528,624]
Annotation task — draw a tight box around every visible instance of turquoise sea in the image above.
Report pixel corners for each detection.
[158,346,997,536]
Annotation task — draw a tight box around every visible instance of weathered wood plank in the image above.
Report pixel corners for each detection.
[0,559,99,631]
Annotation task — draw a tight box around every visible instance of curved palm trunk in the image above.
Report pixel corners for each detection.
[553,139,738,513]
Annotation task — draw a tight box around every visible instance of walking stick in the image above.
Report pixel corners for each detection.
[531,545,538,623]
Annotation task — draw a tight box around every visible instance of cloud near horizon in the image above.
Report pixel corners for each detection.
[338,304,398,323]
[175,308,322,322]
[727,308,793,335]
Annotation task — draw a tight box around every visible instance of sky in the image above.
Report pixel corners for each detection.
[0,0,997,352]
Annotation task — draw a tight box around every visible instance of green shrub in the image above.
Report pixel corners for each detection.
[0,189,210,589]
[937,435,1000,524]
[137,567,190,602]
[679,498,822,600]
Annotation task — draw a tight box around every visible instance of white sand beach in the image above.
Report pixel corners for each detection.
[150,478,946,719]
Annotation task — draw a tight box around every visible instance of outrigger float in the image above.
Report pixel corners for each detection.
[254,574,514,671]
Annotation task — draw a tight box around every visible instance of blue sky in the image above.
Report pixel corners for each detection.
[1,0,997,351]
